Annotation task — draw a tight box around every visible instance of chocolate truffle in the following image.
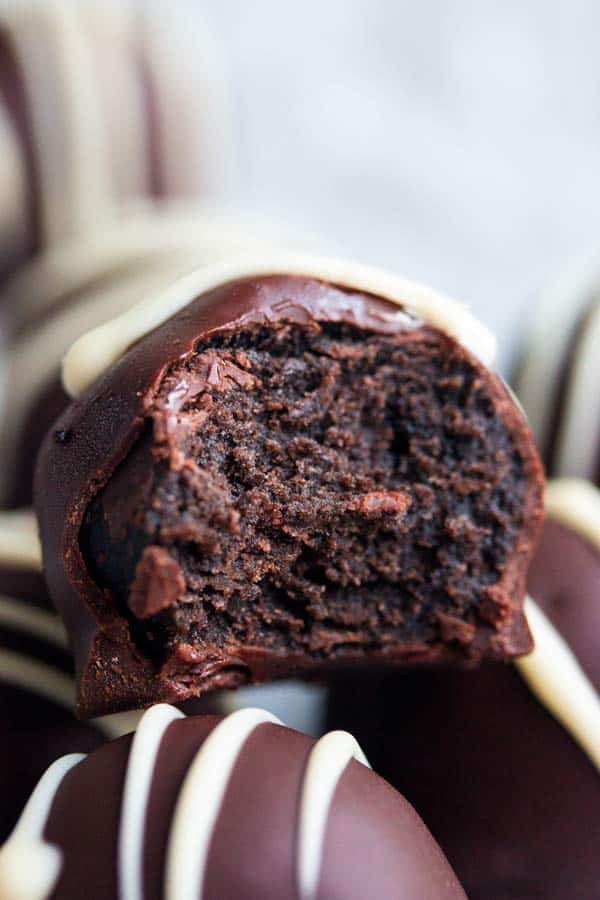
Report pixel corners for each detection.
[0,510,140,840]
[35,254,544,717]
[0,0,231,284]
[327,477,600,899]
[0,703,466,899]
[514,260,600,484]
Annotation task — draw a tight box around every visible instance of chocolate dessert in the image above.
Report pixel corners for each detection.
[35,257,544,716]
[0,704,466,899]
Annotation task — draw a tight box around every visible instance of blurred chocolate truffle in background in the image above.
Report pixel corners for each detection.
[0,0,255,507]
[0,704,467,899]
[35,254,543,718]
[327,477,600,900]
[0,0,232,285]
[514,258,600,485]
[0,509,139,840]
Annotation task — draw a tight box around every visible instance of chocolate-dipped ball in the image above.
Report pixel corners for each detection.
[0,0,231,284]
[514,259,600,484]
[0,704,466,899]
[35,253,544,717]
[0,510,140,840]
[327,477,600,899]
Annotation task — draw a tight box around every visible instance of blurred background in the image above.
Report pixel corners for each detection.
[191,0,600,370]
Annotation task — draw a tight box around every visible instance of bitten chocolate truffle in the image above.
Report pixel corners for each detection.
[514,260,600,484]
[0,704,466,899]
[327,477,600,899]
[0,0,230,284]
[35,255,544,717]
[0,510,139,840]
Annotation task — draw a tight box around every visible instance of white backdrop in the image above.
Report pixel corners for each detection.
[193,0,600,370]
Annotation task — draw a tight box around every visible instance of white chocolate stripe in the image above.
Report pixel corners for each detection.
[552,302,600,481]
[0,754,85,900]
[63,252,497,398]
[2,0,115,247]
[516,596,600,774]
[78,1,148,202]
[165,707,282,900]
[0,594,66,647]
[0,647,75,711]
[6,753,84,838]
[0,107,27,271]
[119,704,185,900]
[0,604,140,741]
[297,731,370,900]
[514,254,600,459]
[0,509,42,570]
[545,478,600,552]
[139,1,233,202]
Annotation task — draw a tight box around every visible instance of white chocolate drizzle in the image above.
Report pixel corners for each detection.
[62,252,497,398]
[0,705,371,900]
[516,597,600,773]
[119,704,185,900]
[297,730,370,900]
[0,647,75,712]
[0,609,139,741]
[0,754,84,900]
[0,510,41,570]
[514,254,600,480]
[515,477,600,775]
[165,707,282,900]
[554,301,600,477]
[545,477,600,550]
[0,106,27,275]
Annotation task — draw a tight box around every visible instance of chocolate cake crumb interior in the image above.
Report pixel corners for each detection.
[81,315,529,672]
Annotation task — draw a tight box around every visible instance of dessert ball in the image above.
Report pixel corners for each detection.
[0,0,231,283]
[327,477,600,899]
[35,254,544,717]
[0,510,140,840]
[0,704,466,899]
[514,259,600,484]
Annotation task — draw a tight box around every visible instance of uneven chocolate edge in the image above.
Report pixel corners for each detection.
[35,275,544,718]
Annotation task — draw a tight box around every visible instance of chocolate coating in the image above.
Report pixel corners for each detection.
[326,513,600,899]
[35,274,543,718]
[0,564,103,840]
[38,711,466,899]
